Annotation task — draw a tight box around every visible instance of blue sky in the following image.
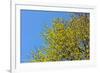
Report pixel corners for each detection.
[20,10,74,63]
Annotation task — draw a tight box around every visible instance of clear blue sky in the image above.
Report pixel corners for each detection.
[20,9,74,63]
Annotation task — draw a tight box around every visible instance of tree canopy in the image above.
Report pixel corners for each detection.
[31,14,90,62]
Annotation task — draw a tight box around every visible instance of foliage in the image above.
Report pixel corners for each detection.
[31,14,90,62]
